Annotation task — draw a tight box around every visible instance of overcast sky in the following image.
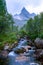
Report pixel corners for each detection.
[6,0,43,15]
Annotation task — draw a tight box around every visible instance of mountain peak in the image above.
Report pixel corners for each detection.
[14,7,36,21]
[22,7,26,11]
[14,7,36,28]
[21,7,29,14]
[20,7,30,18]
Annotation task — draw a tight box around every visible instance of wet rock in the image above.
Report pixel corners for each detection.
[14,45,32,54]
[21,46,31,52]
[27,39,33,46]
[11,42,18,49]
[34,38,43,48]
[0,51,8,65]
[1,50,8,57]
[37,50,43,62]
[4,42,18,52]
[4,43,9,50]
[34,49,43,62]
[14,47,26,54]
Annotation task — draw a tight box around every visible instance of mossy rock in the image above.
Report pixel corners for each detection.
[14,48,26,54]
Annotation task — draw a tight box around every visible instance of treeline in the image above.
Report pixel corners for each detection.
[20,13,43,40]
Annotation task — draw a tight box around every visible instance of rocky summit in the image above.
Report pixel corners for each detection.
[14,7,36,28]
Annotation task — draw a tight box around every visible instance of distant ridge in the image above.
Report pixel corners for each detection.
[14,7,36,20]
[14,7,36,28]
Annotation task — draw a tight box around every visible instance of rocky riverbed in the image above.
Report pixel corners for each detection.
[0,38,43,65]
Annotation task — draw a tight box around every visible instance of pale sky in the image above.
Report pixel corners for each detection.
[6,0,43,15]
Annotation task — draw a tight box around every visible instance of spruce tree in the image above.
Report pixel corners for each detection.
[0,0,7,15]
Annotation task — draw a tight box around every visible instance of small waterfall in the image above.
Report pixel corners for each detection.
[8,51,18,56]
[17,39,27,48]
[8,38,27,57]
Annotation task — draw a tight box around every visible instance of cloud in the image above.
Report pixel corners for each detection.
[25,1,43,14]
[6,0,43,15]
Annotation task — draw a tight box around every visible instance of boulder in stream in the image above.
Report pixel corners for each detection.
[34,49,43,63]
[34,38,43,48]
[14,47,26,54]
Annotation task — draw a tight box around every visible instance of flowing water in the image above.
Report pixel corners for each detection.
[7,39,41,65]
